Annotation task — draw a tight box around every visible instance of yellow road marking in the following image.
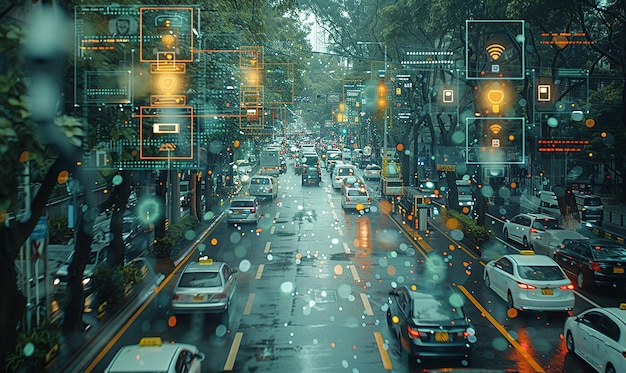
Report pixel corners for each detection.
[224,331,244,371]
[349,264,360,282]
[243,293,255,315]
[255,264,265,280]
[264,242,271,253]
[373,332,393,370]
[458,285,545,373]
[343,242,351,254]
[360,293,374,316]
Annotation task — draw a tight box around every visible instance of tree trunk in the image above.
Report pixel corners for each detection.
[109,170,132,267]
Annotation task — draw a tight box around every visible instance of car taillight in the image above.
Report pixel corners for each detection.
[558,284,575,290]
[172,294,180,301]
[250,208,255,213]
[529,228,538,233]
[588,261,601,271]
[212,292,228,301]
[345,197,350,202]
[517,282,536,290]
[367,197,371,202]
[407,326,420,339]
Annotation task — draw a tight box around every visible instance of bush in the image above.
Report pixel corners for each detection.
[440,207,494,248]
[92,265,125,304]
[152,236,174,259]
[5,321,60,372]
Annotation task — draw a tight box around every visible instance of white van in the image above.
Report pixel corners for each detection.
[575,194,604,224]
[249,175,278,199]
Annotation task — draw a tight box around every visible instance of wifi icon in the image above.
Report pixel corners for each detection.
[486,43,506,60]
[489,123,503,134]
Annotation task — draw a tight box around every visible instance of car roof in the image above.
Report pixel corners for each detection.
[583,238,625,247]
[183,260,225,274]
[107,341,194,372]
[231,196,256,201]
[517,213,557,220]
[506,253,559,266]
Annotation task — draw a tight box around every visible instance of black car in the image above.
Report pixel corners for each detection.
[554,238,626,289]
[301,166,321,186]
[386,285,475,367]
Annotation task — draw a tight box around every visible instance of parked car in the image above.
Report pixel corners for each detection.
[564,305,626,373]
[386,285,475,367]
[553,238,626,290]
[538,190,558,207]
[105,337,205,373]
[483,250,575,312]
[301,166,322,186]
[363,164,382,180]
[502,213,560,249]
[53,242,108,293]
[341,186,371,210]
[226,196,260,224]
[249,175,278,199]
[171,257,238,325]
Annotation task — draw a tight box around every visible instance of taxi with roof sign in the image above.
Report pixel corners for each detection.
[564,304,626,373]
[104,337,205,373]
[483,250,575,312]
[171,257,238,324]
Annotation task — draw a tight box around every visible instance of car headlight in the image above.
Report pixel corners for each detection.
[53,278,60,286]
[82,277,91,286]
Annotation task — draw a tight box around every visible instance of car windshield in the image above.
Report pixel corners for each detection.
[178,272,222,288]
[517,265,566,281]
[412,297,465,322]
[231,200,254,208]
[532,218,560,230]
[585,198,602,206]
[591,245,626,260]
[347,189,367,197]
[252,178,270,185]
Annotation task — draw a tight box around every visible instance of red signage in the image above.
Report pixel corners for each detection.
[538,139,588,152]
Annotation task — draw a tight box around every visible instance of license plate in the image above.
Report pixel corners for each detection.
[541,288,553,295]
[193,294,205,302]
[613,267,624,274]
[434,332,449,342]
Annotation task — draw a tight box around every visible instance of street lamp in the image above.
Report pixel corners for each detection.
[357,41,388,154]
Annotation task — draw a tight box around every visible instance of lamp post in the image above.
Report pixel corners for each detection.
[357,41,388,154]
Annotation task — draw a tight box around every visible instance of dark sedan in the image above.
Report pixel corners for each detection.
[386,285,476,368]
[554,238,626,290]
[301,166,321,186]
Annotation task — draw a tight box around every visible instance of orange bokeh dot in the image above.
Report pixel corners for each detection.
[331,342,336,348]
[396,143,404,152]
[445,218,460,230]
[334,265,343,275]
[57,170,69,184]
[510,182,517,189]
[387,265,396,276]
[585,118,595,128]
[507,308,519,318]
[168,315,177,327]
[19,151,28,163]
[210,238,218,246]
[234,140,240,148]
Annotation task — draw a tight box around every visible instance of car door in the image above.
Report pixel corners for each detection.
[389,288,409,336]
[508,216,528,243]
[222,264,237,301]
[574,311,603,368]
[490,258,513,299]
[592,315,621,373]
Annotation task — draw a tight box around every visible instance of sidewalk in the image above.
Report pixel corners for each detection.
[46,205,227,373]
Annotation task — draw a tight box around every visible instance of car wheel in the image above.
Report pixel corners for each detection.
[565,331,575,352]
[503,228,510,241]
[507,291,515,309]
[606,364,616,373]
[485,273,491,288]
[522,236,529,248]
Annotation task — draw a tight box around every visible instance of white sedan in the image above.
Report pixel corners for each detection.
[564,305,626,373]
[483,251,575,312]
[105,337,205,373]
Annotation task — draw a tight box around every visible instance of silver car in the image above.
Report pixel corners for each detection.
[171,258,238,322]
[227,196,260,224]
